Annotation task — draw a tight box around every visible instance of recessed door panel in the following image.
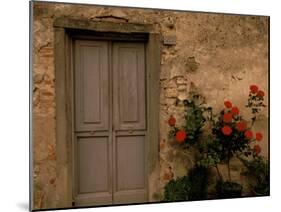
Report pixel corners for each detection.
[74,40,109,132]
[113,42,146,131]
[116,136,145,191]
[77,137,110,194]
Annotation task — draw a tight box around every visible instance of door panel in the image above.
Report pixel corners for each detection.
[116,136,145,191]
[77,137,110,194]
[113,42,146,131]
[74,40,109,132]
[75,136,112,206]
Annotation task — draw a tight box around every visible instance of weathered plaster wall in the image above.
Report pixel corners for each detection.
[32,1,269,209]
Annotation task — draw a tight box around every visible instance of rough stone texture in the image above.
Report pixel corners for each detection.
[32,1,269,209]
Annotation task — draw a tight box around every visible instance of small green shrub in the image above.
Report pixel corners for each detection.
[163,176,190,202]
[188,165,210,200]
[242,156,269,196]
[163,166,210,201]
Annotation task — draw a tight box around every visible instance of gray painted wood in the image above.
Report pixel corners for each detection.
[74,40,109,132]
[113,42,146,130]
[112,42,147,204]
[77,137,110,193]
[74,40,112,205]
[73,40,149,206]
[116,136,145,191]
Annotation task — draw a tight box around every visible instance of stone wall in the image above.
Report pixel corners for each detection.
[32,1,269,209]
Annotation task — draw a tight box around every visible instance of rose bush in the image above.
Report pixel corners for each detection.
[164,84,267,199]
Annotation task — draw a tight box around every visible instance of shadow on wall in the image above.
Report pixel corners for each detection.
[16,202,29,211]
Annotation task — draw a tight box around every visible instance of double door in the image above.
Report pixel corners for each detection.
[73,39,148,206]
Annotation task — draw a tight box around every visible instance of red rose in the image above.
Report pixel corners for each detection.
[257,90,265,97]
[236,121,247,132]
[256,132,263,141]
[250,85,259,94]
[224,100,232,108]
[254,145,262,155]
[176,130,187,143]
[244,130,253,139]
[221,125,232,136]
[231,106,239,115]
[168,115,176,126]
[223,113,232,123]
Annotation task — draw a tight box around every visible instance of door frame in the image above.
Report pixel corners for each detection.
[54,17,161,208]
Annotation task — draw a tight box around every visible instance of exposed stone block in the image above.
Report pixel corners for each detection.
[165,88,178,98]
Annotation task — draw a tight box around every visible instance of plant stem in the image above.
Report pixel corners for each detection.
[251,115,256,128]
[215,165,223,182]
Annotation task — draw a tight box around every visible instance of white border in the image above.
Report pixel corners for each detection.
[1,0,280,212]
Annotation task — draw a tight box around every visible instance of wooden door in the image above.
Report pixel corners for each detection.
[74,40,112,206]
[73,39,147,206]
[112,42,147,204]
